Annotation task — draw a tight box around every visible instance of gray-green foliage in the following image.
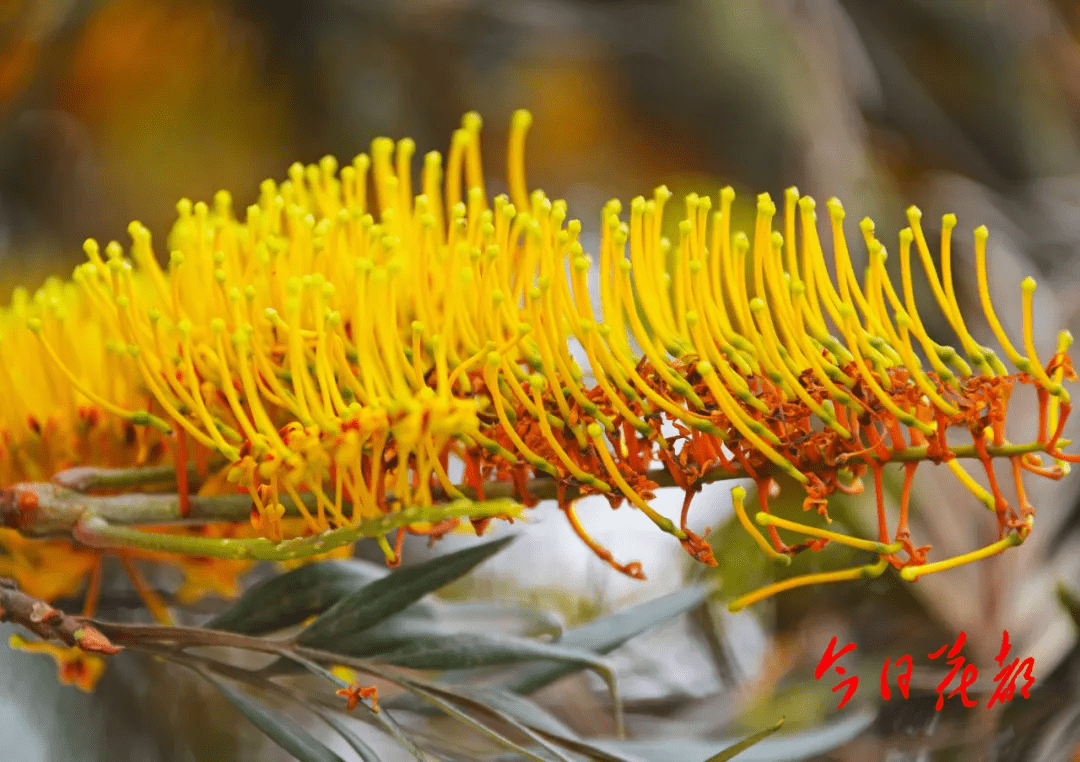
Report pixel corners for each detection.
[194,537,799,761]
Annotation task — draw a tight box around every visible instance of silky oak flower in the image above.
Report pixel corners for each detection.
[1,109,1076,610]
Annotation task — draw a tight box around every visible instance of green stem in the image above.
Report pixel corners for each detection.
[5,483,309,537]
[51,460,227,492]
[452,437,1058,503]
[71,498,522,561]
[866,439,1052,463]
[5,437,1061,540]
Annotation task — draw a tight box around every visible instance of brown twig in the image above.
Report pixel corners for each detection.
[81,619,291,655]
[0,578,120,654]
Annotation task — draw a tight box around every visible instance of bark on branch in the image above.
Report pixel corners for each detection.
[0,578,120,654]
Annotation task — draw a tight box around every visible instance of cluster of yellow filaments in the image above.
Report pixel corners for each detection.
[2,110,1077,610]
[0,279,170,485]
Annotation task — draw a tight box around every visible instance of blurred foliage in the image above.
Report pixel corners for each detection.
[71,538,794,761]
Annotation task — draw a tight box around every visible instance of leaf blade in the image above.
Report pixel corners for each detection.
[209,560,387,634]
[380,632,613,673]
[416,684,634,762]
[379,632,622,733]
[592,710,874,762]
[312,709,385,762]
[204,674,346,762]
[297,536,514,649]
[704,718,784,762]
[396,680,558,762]
[499,585,710,694]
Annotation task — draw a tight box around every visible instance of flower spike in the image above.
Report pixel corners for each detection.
[0,110,1075,612]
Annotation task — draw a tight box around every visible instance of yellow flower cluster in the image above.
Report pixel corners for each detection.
[0,278,169,485]
[1,110,1075,606]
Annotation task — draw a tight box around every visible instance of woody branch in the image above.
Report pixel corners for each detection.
[0,578,120,655]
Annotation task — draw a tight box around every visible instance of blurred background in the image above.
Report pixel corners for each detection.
[3,0,1080,760]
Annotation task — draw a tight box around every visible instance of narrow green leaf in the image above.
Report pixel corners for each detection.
[445,687,633,762]
[317,612,442,658]
[259,597,554,672]
[406,682,581,762]
[381,632,612,673]
[297,536,514,648]
[1057,582,1080,631]
[592,710,874,762]
[204,674,346,762]
[397,680,560,762]
[383,683,632,762]
[209,560,388,634]
[360,705,428,762]
[704,718,784,762]
[335,696,427,762]
[441,686,580,740]
[315,599,561,659]
[273,650,428,760]
[405,679,641,761]
[428,600,564,639]
[378,633,621,731]
[313,709,384,762]
[499,585,710,695]
[253,614,443,680]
